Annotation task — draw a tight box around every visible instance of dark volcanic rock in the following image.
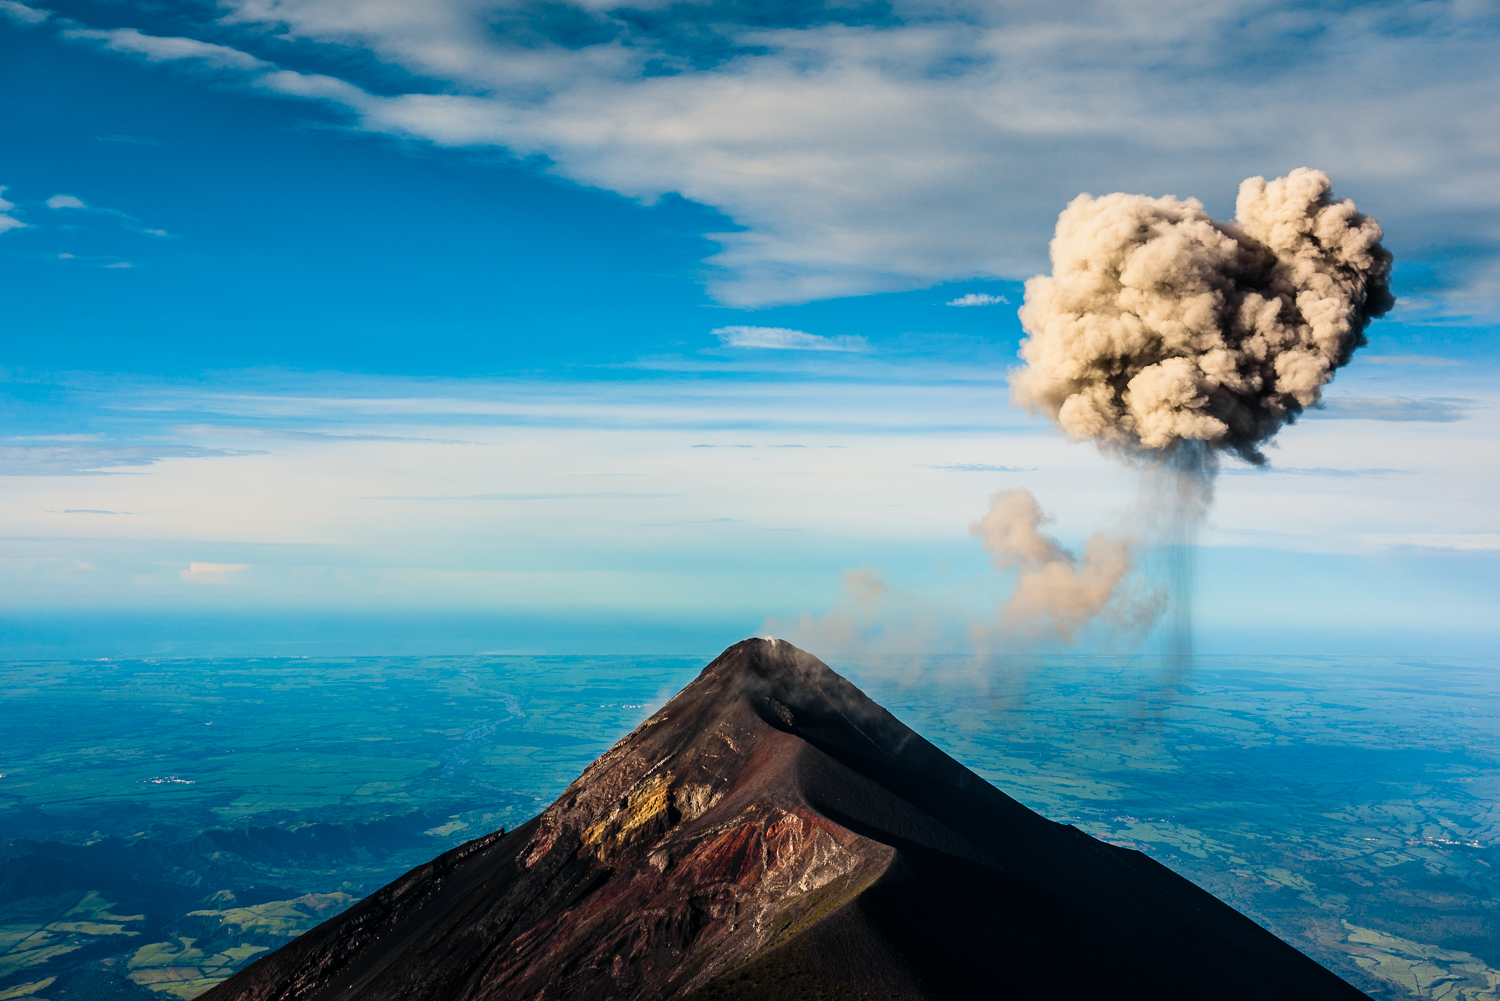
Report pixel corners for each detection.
[203,639,1370,1000]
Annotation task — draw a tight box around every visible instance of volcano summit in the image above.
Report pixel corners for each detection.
[205,639,1368,1000]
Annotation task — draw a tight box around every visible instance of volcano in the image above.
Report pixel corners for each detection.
[205,639,1368,1000]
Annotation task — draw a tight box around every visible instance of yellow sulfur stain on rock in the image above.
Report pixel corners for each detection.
[584,773,673,847]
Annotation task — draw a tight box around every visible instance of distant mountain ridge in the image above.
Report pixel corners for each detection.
[204,638,1371,1000]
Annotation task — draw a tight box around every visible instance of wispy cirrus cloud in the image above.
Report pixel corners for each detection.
[921,463,1036,472]
[946,294,1009,307]
[1222,467,1413,478]
[713,326,870,352]
[63,27,269,71]
[0,439,266,476]
[180,562,249,584]
[0,0,46,24]
[1310,398,1477,422]
[0,186,25,234]
[1365,534,1500,552]
[1360,355,1466,367]
[180,425,480,445]
[371,492,675,501]
[31,187,172,239]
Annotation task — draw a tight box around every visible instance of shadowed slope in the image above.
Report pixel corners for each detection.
[204,638,1369,1000]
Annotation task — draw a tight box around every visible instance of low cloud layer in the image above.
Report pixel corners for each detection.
[180,562,248,584]
[922,463,1035,472]
[2,368,1489,641]
[1309,397,1474,422]
[713,326,870,352]
[947,294,1009,307]
[0,438,267,476]
[1222,466,1412,479]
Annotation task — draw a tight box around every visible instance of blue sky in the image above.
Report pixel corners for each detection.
[1,0,1496,658]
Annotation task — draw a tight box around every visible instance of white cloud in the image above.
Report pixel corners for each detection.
[924,463,1035,472]
[228,1,1500,307]
[946,294,1009,307]
[180,562,249,584]
[254,68,368,103]
[57,252,74,259]
[0,0,47,24]
[1361,355,1466,367]
[43,191,170,236]
[1364,534,1500,552]
[1,435,266,476]
[0,365,1492,650]
[39,2,1500,311]
[1222,467,1412,478]
[63,28,270,71]
[712,326,870,352]
[0,185,22,233]
[1311,398,1475,422]
[104,261,134,269]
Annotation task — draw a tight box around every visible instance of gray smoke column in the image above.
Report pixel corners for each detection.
[1011,168,1393,465]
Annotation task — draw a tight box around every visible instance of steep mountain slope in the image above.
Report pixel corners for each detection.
[204,638,1370,1000]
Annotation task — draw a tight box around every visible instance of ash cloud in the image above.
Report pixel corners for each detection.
[971,489,1162,645]
[773,170,1394,663]
[767,490,1162,663]
[1011,168,1392,466]
[1008,169,1392,662]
